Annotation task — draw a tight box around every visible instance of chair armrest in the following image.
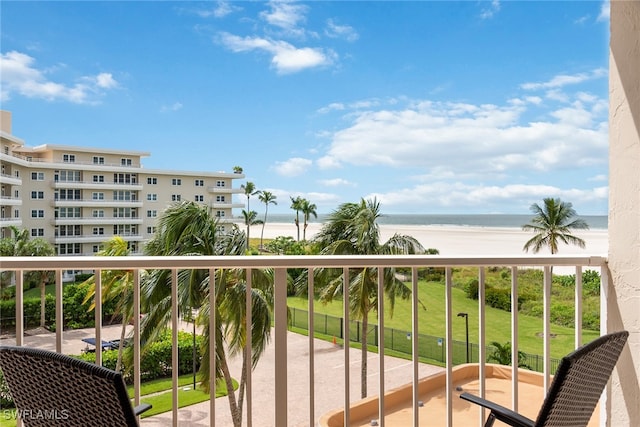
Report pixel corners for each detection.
[133,403,152,416]
[460,392,534,427]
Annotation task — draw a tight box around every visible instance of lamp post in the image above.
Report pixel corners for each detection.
[457,312,469,363]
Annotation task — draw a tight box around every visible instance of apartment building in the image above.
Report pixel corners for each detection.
[0,110,245,257]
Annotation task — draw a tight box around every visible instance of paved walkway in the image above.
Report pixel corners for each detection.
[1,326,443,426]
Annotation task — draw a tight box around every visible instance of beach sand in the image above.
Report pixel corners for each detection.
[259,222,608,258]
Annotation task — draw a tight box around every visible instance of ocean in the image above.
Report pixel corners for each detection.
[265,214,608,230]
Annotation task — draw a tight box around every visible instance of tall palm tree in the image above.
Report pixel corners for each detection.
[241,209,263,251]
[82,236,134,371]
[258,190,277,249]
[141,201,272,427]
[304,198,426,398]
[290,196,304,241]
[300,198,317,241]
[522,198,589,254]
[240,182,258,249]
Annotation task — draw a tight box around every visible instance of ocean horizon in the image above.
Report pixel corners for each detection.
[261,213,608,230]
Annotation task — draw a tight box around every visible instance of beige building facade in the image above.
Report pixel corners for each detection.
[0,110,244,258]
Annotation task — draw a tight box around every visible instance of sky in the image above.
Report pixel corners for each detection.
[1,1,611,215]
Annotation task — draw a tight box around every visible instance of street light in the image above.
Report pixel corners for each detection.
[457,312,469,363]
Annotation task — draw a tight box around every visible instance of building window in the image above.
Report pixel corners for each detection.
[147,226,157,234]
[31,209,44,218]
[147,210,157,218]
[171,194,181,202]
[171,178,182,186]
[113,190,135,201]
[93,156,105,165]
[55,189,81,200]
[195,179,204,187]
[56,225,81,237]
[55,170,81,182]
[31,172,45,181]
[93,175,105,183]
[216,180,226,187]
[62,154,76,163]
[195,195,204,202]
[114,173,136,184]
[92,192,105,200]
[216,211,225,218]
[58,243,81,255]
[56,207,81,218]
[216,195,226,202]
[31,228,44,237]
[92,227,104,235]
[147,193,157,201]
[31,191,45,199]
[147,177,157,185]
[92,245,101,253]
[92,210,104,218]
[121,158,132,166]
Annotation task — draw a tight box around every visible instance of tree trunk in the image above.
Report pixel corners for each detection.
[237,349,249,420]
[220,351,242,427]
[361,311,368,398]
[115,320,127,372]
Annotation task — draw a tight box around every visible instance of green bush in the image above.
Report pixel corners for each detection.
[0,368,12,408]
[486,287,511,312]
[464,279,479,300]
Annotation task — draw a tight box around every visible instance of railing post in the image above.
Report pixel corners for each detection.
[55,269,63,353]
[274,268,288,427]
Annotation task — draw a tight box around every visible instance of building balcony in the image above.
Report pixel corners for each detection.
[52,217,143,225]
[0,173,21,186]
[53,233,142,244]
[0,254,634,427]
[0,196,22,206]
[206,186,244,194]
[210,201,244,209]
[0,217,22,228]
[51,199,144,208]
[51,181,143,191]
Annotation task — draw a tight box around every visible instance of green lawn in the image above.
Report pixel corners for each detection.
[287,278,599,359]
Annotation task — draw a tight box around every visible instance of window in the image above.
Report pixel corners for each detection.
[92,175,105,183]
[171,178,182,186]
[147,177,157,185]
[58,243,81,255]
[147,210,157,218]
[31,228,44,237]
[114,224,136,235]
[195,195,204,202]
[216,195,226,202]
[55,170,81,182]
[92,210,104,218]
[31,210,44,218]
[92,245,101,253]
[216,180,226,187]
[147,193,157,201]
[121,158,132,166]
[113,190,135,201]
[92,227,104,235]
[147,226,157,234]
[114,208,135,218]
[55,189,81,200]
[31,191,45,199]
[31,172,45,181]
[114,173,137,184]
[62,154,76,163]
[195,179,204,187]
[56,225,81,237]
[56,207,81,218]
[216,211,225,218]
[93,156,105,165]
[171,194,181,202]
[92,192,105,200]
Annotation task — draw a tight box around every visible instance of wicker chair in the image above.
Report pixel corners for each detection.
[0,345,151,427]
[460,330,629,427]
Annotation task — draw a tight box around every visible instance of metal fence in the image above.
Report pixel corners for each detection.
[289,306,560,373]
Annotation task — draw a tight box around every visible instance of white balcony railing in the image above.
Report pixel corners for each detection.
[0,254,612,427]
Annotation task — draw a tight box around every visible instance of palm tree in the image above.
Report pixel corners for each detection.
[290,196,304,241]
[258,190,277,249]
[241,209,263,251]
[522,198,589,254]
[305,198,426,398]
[300,198,317,241]
[488,341,531,369]
[241,182,258,249]
[141,201,272,427]
[82,236,134,371]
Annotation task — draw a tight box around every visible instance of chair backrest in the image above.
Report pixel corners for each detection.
[534,330,629,427]
[0,345,139,427]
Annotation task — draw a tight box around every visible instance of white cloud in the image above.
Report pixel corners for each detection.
[160,102,183,113]
[260,1,308,36]
[521,68,606,91]
[480,0,501,20]
[325,19,359,42]
[218,32,335,74]
[318,178,355,187]
[196,1,240,18]
[597,1,610,22]
[272,157,313,176]
[0,50,118,104]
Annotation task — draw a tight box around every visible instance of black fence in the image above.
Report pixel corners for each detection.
[289,307,560,374]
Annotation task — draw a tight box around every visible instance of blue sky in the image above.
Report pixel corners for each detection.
[1,1,610,215]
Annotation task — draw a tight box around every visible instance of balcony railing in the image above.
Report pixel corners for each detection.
[0,254,612,426]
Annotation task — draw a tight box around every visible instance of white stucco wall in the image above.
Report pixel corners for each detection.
[608,1,640,425]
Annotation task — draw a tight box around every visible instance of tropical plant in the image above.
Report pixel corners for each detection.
[300,198,318,241]
[141,201,273,427]
[233,166,243,174]
[258,190,277,249]
[290,196,304,241]
[240,182,259,249]
[0,226,55,326]
[302,198,426,398]
[488,341,531,369]
[522,198,589,254]
[241,209,263,250]
[81,236,134,371]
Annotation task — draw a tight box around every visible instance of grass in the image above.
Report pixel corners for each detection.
[0,374,237,426]
[287,275,599,359]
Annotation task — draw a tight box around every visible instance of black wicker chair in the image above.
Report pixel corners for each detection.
[460,330,629,427]
[0,345,151,427]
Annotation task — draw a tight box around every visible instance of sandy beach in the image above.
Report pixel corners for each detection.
[259,222,608,258]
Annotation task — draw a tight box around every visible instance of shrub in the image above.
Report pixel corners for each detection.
[486,287,511,312]
[0,368,12,408]
[465,279,479,300]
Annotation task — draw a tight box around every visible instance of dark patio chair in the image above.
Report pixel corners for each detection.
[460,330,628,427]
[0,345,151,426]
